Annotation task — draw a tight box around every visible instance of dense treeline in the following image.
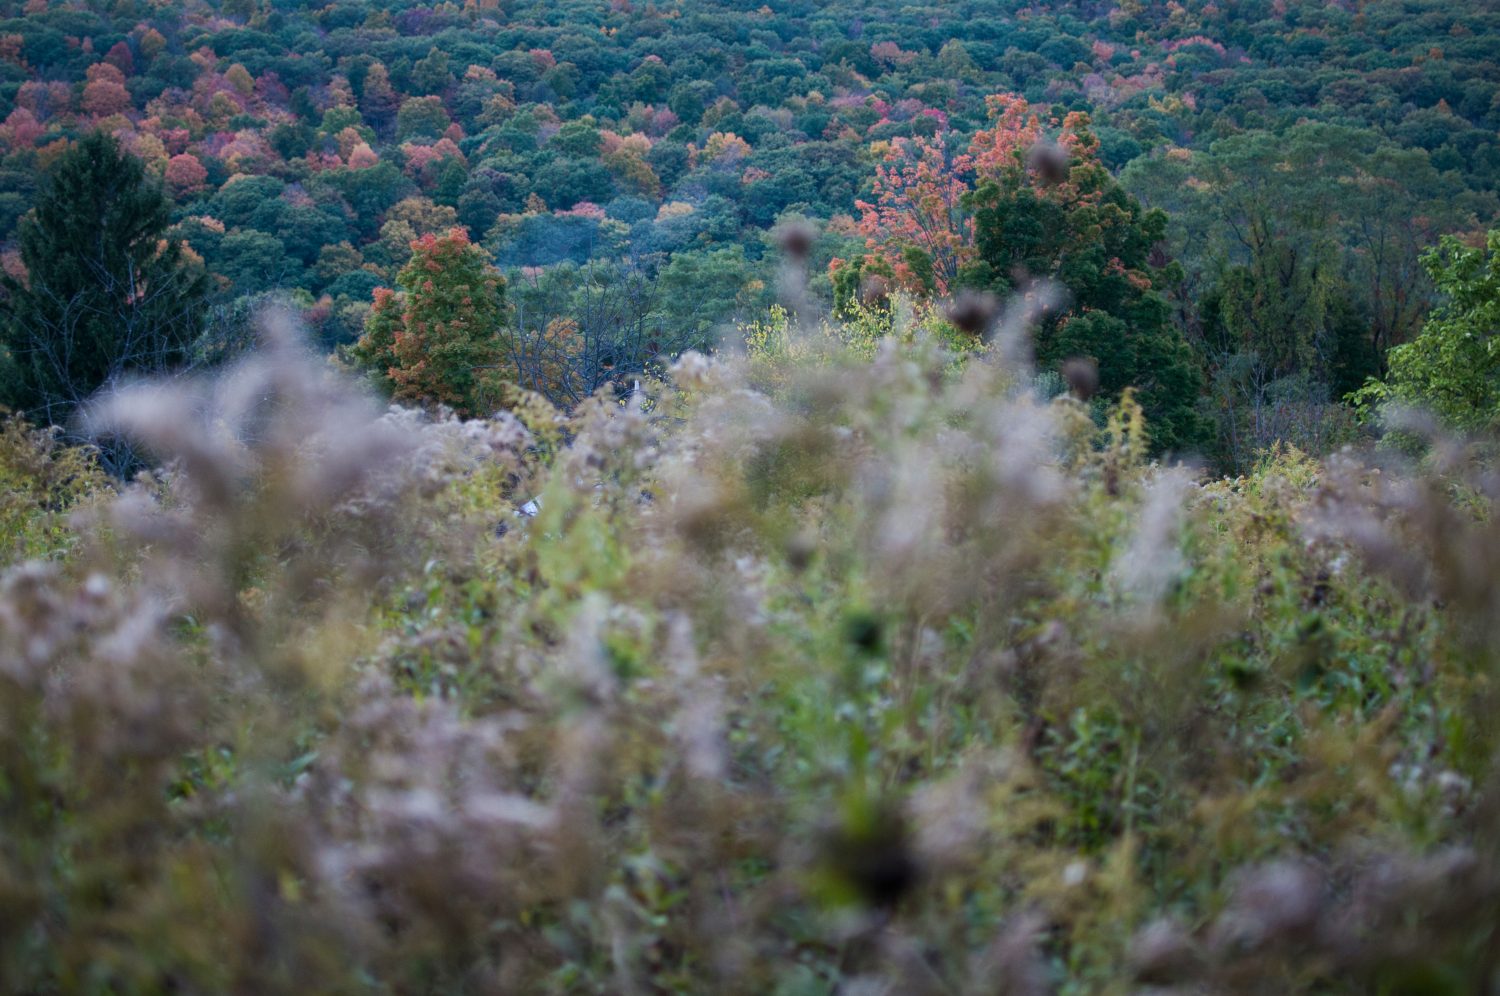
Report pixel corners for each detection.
[1,0,1497,467]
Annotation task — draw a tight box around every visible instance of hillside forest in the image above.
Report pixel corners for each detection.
[3,0,1500,992]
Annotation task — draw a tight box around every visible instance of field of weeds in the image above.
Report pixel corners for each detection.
[2,309,1498,994]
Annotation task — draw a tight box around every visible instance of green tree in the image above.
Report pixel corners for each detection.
[654,246,764,342]
[1128,124,1495,376]
[311,162,415,239]
[1338,142,1491,362]
[0,132,207,429]
[1215,240,1336,380]
[964,114,1206,451]
[212,230,303,296]
[551,118,602,158]
[395,96,452,143]
[351,228,513,417]
[1356,231,1500,432]
[412,47,453,96]
[843,99,1206,451]
[1123,124,1492,466]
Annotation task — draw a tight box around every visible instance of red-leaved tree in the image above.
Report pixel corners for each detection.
[846,93,1112,301]
[853,132,975,296]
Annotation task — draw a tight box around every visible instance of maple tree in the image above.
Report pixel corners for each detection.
[852,132,974,296]
[846,95,1093,299]
[351,228,514,417]
[81,64,132,119]
[164,153,208,195]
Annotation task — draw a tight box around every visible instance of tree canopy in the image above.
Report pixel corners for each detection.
[352,227,512,418]
[1357,231,1500,432]
[835,97,1206,451]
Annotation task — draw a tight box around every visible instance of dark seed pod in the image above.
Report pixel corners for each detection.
[1061,357,1099,401]
[785,531,816,572]
[820,804,919,910]
[1026,141,1070,186]
[776,220,817,261]
[944,290,1000,336]
[844,610,884,655]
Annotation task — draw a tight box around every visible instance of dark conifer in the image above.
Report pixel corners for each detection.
[1,132,207,431]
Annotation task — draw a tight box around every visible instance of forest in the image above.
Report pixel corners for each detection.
[2,0,1500,991]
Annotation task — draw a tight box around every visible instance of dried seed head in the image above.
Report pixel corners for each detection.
[785,530,816,572]
[1214,860,1325,952]
[944,290,1001,336]
[669,350,715,392]
[974,911,1052,996]
[1026,141,1070,185]
[1061,357,1099,401]
[775,219,817,261]
[1129,918,1202,985]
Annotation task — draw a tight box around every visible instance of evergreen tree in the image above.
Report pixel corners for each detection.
[962,112,1206,452]
[1,132,207,428]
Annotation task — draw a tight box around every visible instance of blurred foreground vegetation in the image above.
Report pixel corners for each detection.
[3,305,1500,994]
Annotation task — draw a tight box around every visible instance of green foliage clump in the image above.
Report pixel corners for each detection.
[1356,230,1500,433]
[0,413,106,561]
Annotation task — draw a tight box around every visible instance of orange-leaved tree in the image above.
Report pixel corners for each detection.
[852,130,975,297]
[837,94,1207,451]
[352,228,514,417]
[844,94,1104,302]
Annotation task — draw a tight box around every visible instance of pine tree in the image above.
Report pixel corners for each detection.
[1,131,208,429]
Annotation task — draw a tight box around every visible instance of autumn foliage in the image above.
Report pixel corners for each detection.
[840,94,1204,450]
[352,228,513,417]
[0,0,1494,466]
[164,153,208,194]
[849,95,1117,298]
[854,132,974,295]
